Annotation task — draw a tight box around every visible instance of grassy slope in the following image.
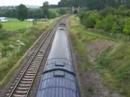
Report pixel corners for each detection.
[0,18,57,86]
[69,16,130,97]
[97,42,130,96]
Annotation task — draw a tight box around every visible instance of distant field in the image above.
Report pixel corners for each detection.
[1,18,32,31]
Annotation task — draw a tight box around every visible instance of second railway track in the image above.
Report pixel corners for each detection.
[5,21,59,97]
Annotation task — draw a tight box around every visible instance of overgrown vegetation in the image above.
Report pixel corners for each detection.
[79,5,130,36]
[59,0,130,9]
[0,18,56,85]
[96,43,130,97]
[70,16,130,97]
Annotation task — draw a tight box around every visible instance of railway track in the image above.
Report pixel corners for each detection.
[5,22,58,97]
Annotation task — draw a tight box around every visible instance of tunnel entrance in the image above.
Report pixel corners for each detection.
[72,6,80,14]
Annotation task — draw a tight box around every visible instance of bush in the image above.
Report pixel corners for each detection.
[85,16,96,28]
[79,11,101,28]
[95,20,104,29]
[123,18,130,35]
[102,14,115,31]
[79,6,130,36]
[117,5,130,16]
[112,18,124,33]
[58,8,66,15]
[48,10,57,18]
[100,7,116,17]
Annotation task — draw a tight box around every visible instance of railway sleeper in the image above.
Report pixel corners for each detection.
[31,63,40,67]
[15,90,28,94]
[26,72,35,75]
[19,83,31,87]
[23,76,34,79]
[29,66,38,69]
[30,65,39,68]
[28,68,37,71]
[33,59,42,62]
[17,87,29,90]
[27,70,37,73]
[25,73,35,76]
[35,56,43,59]
[37,54,44,57]
[26,71,36,74]
[13,93,26,97]
[28,65,37,68]
[21,81,32,84]
[35,58,43,61]
[22,78,33,81]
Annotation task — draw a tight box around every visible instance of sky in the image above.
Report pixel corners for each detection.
[0,0,60,6]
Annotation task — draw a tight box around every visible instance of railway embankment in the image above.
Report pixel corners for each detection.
[69,16,130,97]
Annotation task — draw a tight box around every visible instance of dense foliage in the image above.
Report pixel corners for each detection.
[58,0,130,9]
[79,6,130,35]
[0,3,64,20]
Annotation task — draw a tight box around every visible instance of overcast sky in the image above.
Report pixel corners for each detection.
[0,0,60,6]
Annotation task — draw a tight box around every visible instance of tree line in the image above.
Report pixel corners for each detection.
[58,0,130,9]
[0,2,66,21]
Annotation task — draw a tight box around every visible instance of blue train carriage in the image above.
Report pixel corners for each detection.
[36,23,80,97]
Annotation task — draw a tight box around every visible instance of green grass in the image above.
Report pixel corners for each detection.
[69,15,130,97]
[96,43,130,96]
[2,19,32,31]
[0,18,57,86]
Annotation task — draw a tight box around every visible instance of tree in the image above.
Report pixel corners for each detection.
[41,2,49,18]
[58,0,125,9]
[16,4,28,21]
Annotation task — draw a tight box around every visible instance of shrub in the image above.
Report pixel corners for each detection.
[123,18,130,35]
[95,20,104,29]
[100,7,116,17]
[102,14,115,31]
[112,17,124,33]
[79,12,88,26]
[117,5,130,16]
[79,11,101,28]
[58,8,66,15]
[48,10,57,18]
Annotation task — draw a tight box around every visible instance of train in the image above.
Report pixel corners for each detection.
[36,23,80,97]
